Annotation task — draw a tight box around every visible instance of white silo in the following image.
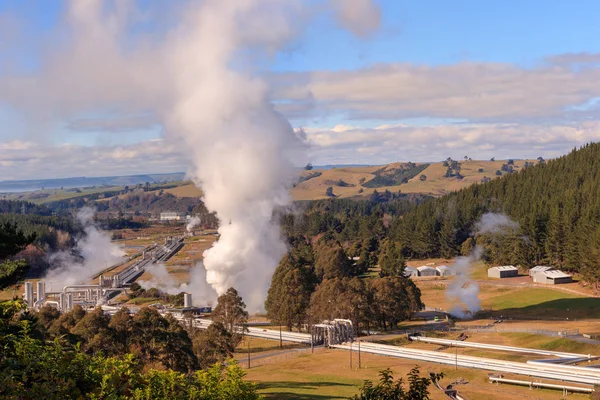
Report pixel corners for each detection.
[184,293,192,308]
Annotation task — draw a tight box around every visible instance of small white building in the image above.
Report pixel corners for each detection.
[160,212,185,222]
[533,270,573,285]
[404,266,419,278]
[417,266,439,277]
[436,265,455,276]
[488,265,519,279]
[529,265,555,277]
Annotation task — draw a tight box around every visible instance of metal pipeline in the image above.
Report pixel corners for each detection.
[489,376,593,393]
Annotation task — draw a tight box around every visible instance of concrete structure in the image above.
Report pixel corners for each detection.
[488,265,519,279]
[436,265,455,276]
[160,212,186,222]
[529,265,555,277]
[417,266,439,277]
[404,266,419,278]
[533,270,573,285]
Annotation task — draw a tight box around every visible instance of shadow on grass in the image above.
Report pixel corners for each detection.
[258,381,355,399]
[479,297,600,320]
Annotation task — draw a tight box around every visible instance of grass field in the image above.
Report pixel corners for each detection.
[417,279,600,319]
[244,348,589,400]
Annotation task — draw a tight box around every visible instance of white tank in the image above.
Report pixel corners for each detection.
[24,282,34,307]
[66,293,73,311]
[36,281,45,301]
[184,293,192,308]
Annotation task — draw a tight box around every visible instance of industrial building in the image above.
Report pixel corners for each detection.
[533,269,573,285]
[488,265,519,279]
[417,266,439,277]
[529,265,555,277]
[160,212,187,222]
[404,266,419,278]
[436,265,455,276]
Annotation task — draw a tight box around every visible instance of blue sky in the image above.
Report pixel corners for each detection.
[2,0,600,179]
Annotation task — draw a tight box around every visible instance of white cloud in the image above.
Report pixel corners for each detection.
[275,62,600,122]
[0,139,187,181]
[305,122,600,164]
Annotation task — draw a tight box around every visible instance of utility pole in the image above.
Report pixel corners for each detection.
[279,318,283,348]
[455,343,458,370]
[247,338,251,369]
[358,340,361,369]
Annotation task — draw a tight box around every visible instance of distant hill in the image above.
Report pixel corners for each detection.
[0,173,186,193]
[292,159,538,200]
[2,159,538,203]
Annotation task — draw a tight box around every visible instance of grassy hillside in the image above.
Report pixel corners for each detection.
[3,159,538,206]
[293,159,537,200]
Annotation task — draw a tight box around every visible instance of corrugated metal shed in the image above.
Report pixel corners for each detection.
[529,265,555,277]
[417,266,439,277]
[488,265,519,278]
[404,266,419,278]
[533,269,573,284]
[436,265,455,276]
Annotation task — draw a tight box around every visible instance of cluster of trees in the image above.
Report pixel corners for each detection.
[0,299,261,399]
[266,237,423,333]
[0,208,79,252]
[95,192,201,215]
[362,163,429,188]
[443,157,462,179]
[282,194,427,246]
[0,221,37,288]
[383,143,600,289]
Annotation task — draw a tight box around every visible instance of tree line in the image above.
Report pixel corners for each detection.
[265,235,423,334]
[384,143,600,289]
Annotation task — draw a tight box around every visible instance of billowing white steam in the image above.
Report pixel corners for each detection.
[44,207,125,290]
[446,247,483,319]
[186,216,202,232]
[446,212,519,318]
[0,0,381,312]
[476,213,519,234]
[139,262,218,306]
[158,0,380,311]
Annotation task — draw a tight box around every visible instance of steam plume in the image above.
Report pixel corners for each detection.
[44,207,125,289]
[446,212,519,318]
[186,216,202,232]
[446,247,483,319]
[139,262,218,306]
[0,0,381,312]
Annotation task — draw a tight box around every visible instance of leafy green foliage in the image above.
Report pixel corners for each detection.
[351,367,442,400]
[0,299,262,399]
[213,287,249,344]
[378,240,406,277]
[0,260,29,289]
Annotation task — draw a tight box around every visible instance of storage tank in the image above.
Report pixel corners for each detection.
[24,282,34,307]
[184,293,192,308]
[66,293,73,311]
[36,281,45,301]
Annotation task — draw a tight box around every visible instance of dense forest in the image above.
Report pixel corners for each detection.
[383,143,600,285]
